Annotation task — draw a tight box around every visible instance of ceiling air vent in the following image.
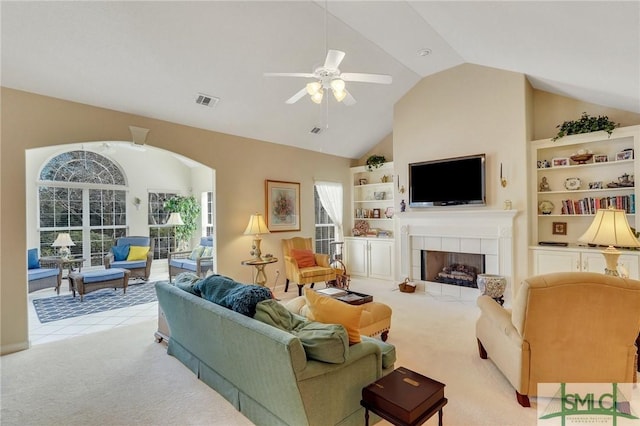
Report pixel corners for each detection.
[310,127,322,135]
[195,93,220,108]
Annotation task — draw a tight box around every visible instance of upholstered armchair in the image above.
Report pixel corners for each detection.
[104,236,154,281]
[476,272,640,407]
[281,237,336,296]
[168,236,214,282]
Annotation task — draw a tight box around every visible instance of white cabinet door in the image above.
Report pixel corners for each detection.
[368,240,394,280]
[581,252,607,274]
[345,238,368,277]
[533,249,580,274]
[618,255,640,279]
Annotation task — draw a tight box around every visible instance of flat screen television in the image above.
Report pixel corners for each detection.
[409,154,486,207]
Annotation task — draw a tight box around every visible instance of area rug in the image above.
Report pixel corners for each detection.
[32,281,158,323]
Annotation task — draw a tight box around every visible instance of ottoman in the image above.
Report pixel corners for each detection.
[284,295,392,341]
[69,268,130,301]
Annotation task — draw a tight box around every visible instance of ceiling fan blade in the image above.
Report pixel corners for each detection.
[264,72,315,78]
[341,73,392,84]
[324,50,345,70]
[342,90,356,106]
[285,87,308,104]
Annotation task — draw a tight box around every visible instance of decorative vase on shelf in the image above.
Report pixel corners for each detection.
[477,274,506,305]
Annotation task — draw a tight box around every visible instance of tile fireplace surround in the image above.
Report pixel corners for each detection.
[397,209,517,300]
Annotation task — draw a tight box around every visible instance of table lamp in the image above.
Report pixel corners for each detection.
[166,212,184,251]
[244,213,270,259]
[578,207,640,276]
[52,233,75,260]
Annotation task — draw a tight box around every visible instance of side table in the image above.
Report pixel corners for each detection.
[241,257,278,286]
[41,256,86,292]
[361,367,447,426]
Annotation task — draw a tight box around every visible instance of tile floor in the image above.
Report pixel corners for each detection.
[28,266,167,346]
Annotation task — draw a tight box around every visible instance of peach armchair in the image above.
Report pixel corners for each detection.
[476,272,640,407]
[281,237,336,296]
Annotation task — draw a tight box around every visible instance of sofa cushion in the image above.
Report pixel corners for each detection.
[188,246,205,260]
[27,248,40,269]
[173,272,201,295]
[127,246,149,261]
[202,246,213,257]
[255,300,349,364]
[82,269,125,283]
[112,244,130,261]
[305,289,363,344]
[291,249,317,268]
[111,260,147,269]
[195,274,273,317]
[28,268,59,281]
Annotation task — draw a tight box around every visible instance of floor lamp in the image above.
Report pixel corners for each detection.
[166,212,184,252]
[578,207,640,276]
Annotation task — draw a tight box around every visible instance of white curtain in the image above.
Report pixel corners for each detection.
[314,181,344,242]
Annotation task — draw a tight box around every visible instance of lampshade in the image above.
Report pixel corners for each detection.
[311,89,324,104]
[306,81,322,96]
[51,233,75,247]
[330,78,345,92]
[166,212,184,226]
[578,208,640,248]
[244,214,270,236]
[578,207,640,276]
[333,89,346,102]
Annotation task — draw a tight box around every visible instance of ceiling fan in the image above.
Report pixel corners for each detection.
[265,49,392,106]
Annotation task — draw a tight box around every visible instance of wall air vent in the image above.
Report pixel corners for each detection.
[195,93,220,108]
[310,127,322,134]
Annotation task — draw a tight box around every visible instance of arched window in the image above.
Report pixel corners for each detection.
[38,150,128,266]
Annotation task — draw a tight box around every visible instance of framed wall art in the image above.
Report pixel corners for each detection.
[552,222,567,235]
[265,180,300,232]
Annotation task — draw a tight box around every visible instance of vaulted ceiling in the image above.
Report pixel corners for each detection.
[2,1,638,159]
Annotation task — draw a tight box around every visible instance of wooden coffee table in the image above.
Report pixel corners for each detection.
[361,367,447,426]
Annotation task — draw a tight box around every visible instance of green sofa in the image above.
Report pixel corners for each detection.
[155,281,395,426]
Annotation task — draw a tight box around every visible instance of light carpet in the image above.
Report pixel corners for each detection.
[2,278,540,425]
[32,281,158,323]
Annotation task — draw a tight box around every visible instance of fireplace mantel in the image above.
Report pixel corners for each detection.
[396,209,517,297]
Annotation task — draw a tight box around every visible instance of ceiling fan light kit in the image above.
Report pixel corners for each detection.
[265,49,391,106]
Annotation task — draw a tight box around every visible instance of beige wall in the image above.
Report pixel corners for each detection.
[353,133,393,167]
[1,87,351,354]
[532,91,640,140]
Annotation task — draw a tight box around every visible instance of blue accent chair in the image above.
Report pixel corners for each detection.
[168,236,214,282]
[27,248,62,293]
[104,236,154,281]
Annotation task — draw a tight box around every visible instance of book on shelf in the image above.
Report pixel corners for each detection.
[560,194,635,215]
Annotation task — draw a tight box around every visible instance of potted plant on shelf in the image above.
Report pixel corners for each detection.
[365,155,386,171]
[164,195,201,251]
[552,112,619,141]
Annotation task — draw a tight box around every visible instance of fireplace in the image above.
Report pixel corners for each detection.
[397,209,516,298]
[422,251,485,288]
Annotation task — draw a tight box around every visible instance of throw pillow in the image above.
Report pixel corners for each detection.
[127,245,149,261]
[195,274,273,317]
[255,299,349,364]
[188,246,205,260]
[112,244,130,262]
[173,272,201,295]
[291,249,316,268]
[305,289,363,344]
[201,246,213,257]
[27,248,40,269]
